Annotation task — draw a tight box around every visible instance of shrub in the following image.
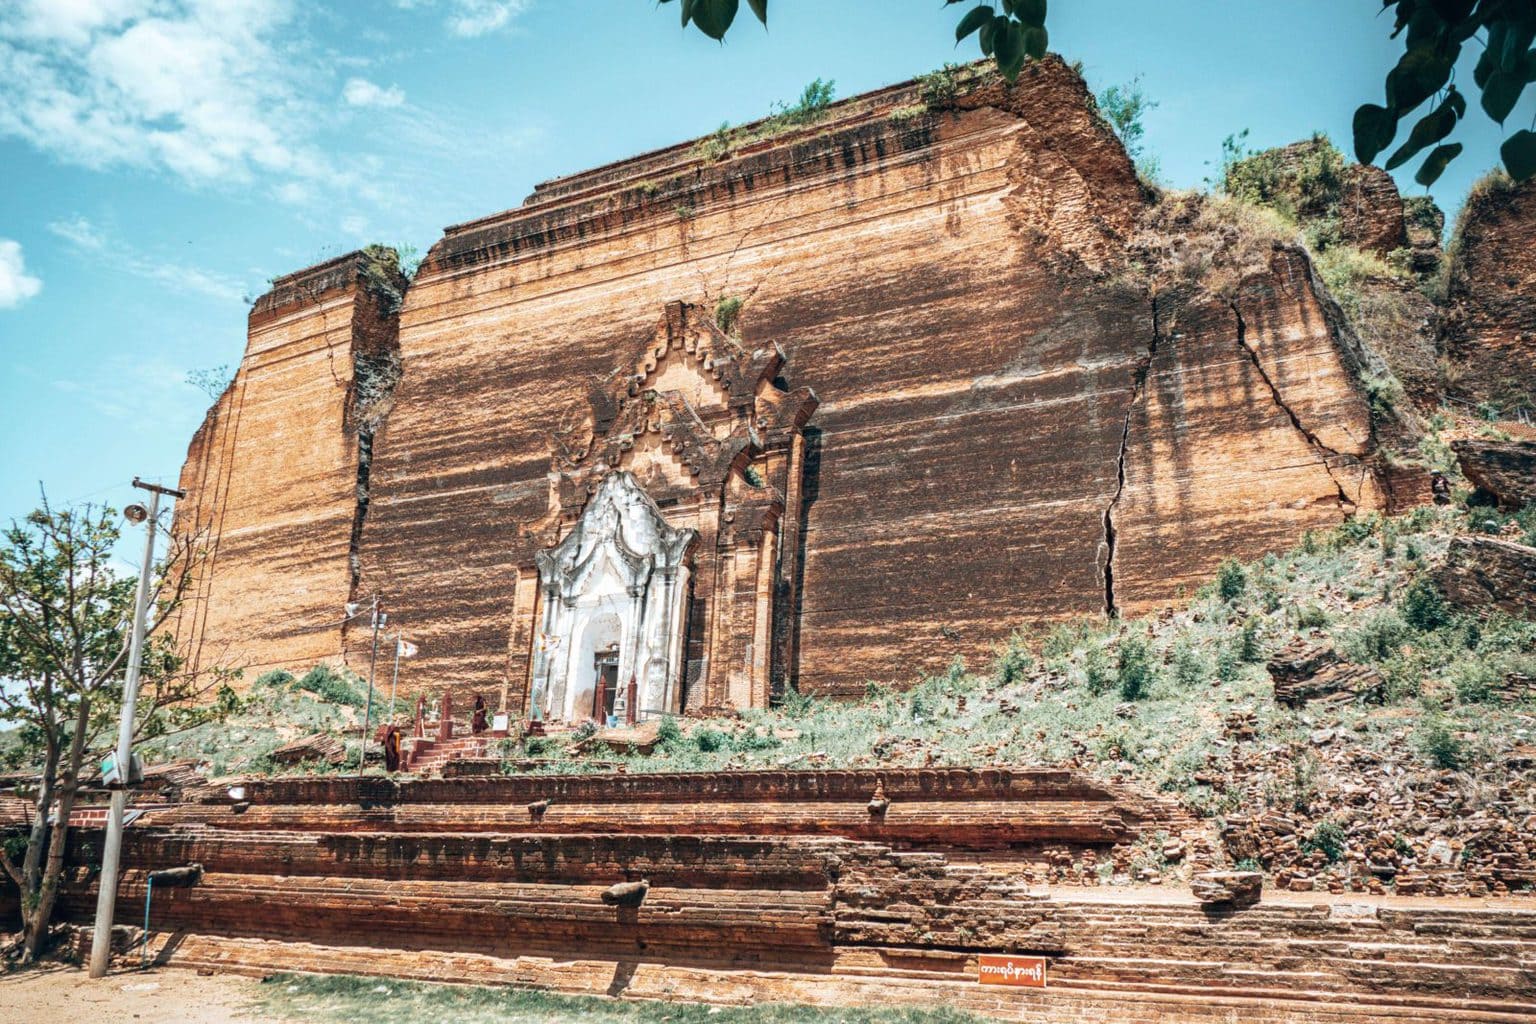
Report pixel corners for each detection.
[694,727,729,753]
[1238,616,1264,663]
[917,63,970,107]
[1171,639,1210,688]
[1341,609,1409,664]
[1400,576,1451,632]
[1417,715,1466,770]
[1302,820,1347,863]
[993,631,1034,685]
[1295,603,1329,629]
[908,688,938,722]
[777,687,817,718]
[1117,632,1155,700]
[1215,642,1241,682]
[1096,75,1160,182]
[1216,559,1246,602]
[256,669,295,690]
[1449,661,1497,704]
[1221,132,1345,225]
[1082,644,1114,694]
[296,665,363,707]
[714,295,743,334]
[655,716,683,750]
[733,729,780,752]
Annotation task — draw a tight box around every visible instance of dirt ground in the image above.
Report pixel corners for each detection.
[0,965,277,1024]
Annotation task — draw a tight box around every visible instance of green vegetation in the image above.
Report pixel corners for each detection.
[691,79,837,165]
[296,664,365,708]
[186,364,234,400]
[255,972,988,1024]
[358,244,408,316]
[1215,558,1247,602]
[714,294,743,334]
[1096,75,1160,183]
[128,662,395,776]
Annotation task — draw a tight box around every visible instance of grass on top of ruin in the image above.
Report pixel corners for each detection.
[254,971,988,1024]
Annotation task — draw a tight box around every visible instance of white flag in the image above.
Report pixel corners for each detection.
[397,639,418,658]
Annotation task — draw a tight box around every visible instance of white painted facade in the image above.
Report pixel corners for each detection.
[530,472,695,723]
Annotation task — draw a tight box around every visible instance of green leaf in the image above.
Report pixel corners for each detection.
[994,20,1025,80]
[1352,103,1398,164]
[1500,23,1535,74]
[746,0,767,25]
[1429,0,1474,21]
[1384,89,1460,169]
[1475,23,1505,88]
[955,4,994,43]
[1016,0,1047,28]
[687,0,739,40]
[1414,141,1463,186]
[1403,7,1446,51]
[1023,23,1048,60]
[1502,129,1536,181]
[1481,69,1527,123]
[979,18,996,56]
[1386,46,1454,111]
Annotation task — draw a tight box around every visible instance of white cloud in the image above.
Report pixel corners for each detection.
[342,77,406,108]
[396,0,530,38]
[0,240,44,309]
[446,0,529,37]
[0,0,331,189]
[48,215,246,303]
[7,0,150,47]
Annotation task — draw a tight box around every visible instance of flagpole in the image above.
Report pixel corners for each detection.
[389,631,402,723]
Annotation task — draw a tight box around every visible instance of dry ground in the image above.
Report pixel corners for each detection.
[0,964,268,1023]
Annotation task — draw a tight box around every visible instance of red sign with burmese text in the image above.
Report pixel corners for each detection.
[977,954,1047,987]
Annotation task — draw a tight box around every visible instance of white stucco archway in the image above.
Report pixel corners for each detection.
[531,472,695,724]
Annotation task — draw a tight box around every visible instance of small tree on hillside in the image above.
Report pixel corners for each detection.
[0,495,225,962]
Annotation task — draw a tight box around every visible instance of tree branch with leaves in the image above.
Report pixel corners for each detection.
[0,493,229,962]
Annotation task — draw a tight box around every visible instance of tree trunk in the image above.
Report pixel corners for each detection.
[19,738,59,903]
[20,698,89,963]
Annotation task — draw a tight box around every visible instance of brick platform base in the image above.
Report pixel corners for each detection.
[13,768,1535,1022]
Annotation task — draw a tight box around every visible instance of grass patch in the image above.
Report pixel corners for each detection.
[253,972,989,1024]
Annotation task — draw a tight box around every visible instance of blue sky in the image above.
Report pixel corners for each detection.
[1,0,1531,559]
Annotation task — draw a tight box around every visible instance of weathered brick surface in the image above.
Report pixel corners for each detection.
[31,766,1536,1022]
[171,252,405,681]
[1440,177,1536,413]
[1437,535,1536,619]
[1454,439,1536,510]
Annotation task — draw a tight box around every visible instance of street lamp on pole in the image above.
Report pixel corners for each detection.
[346,595,384,772]
[88,477,184,979]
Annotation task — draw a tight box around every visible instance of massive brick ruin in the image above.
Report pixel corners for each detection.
[173,60,1409,715]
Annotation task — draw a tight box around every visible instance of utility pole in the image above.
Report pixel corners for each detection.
[357,595,384,771]
[89,477,184,979]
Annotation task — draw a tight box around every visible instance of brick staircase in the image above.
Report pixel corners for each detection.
[404,733,487,773]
